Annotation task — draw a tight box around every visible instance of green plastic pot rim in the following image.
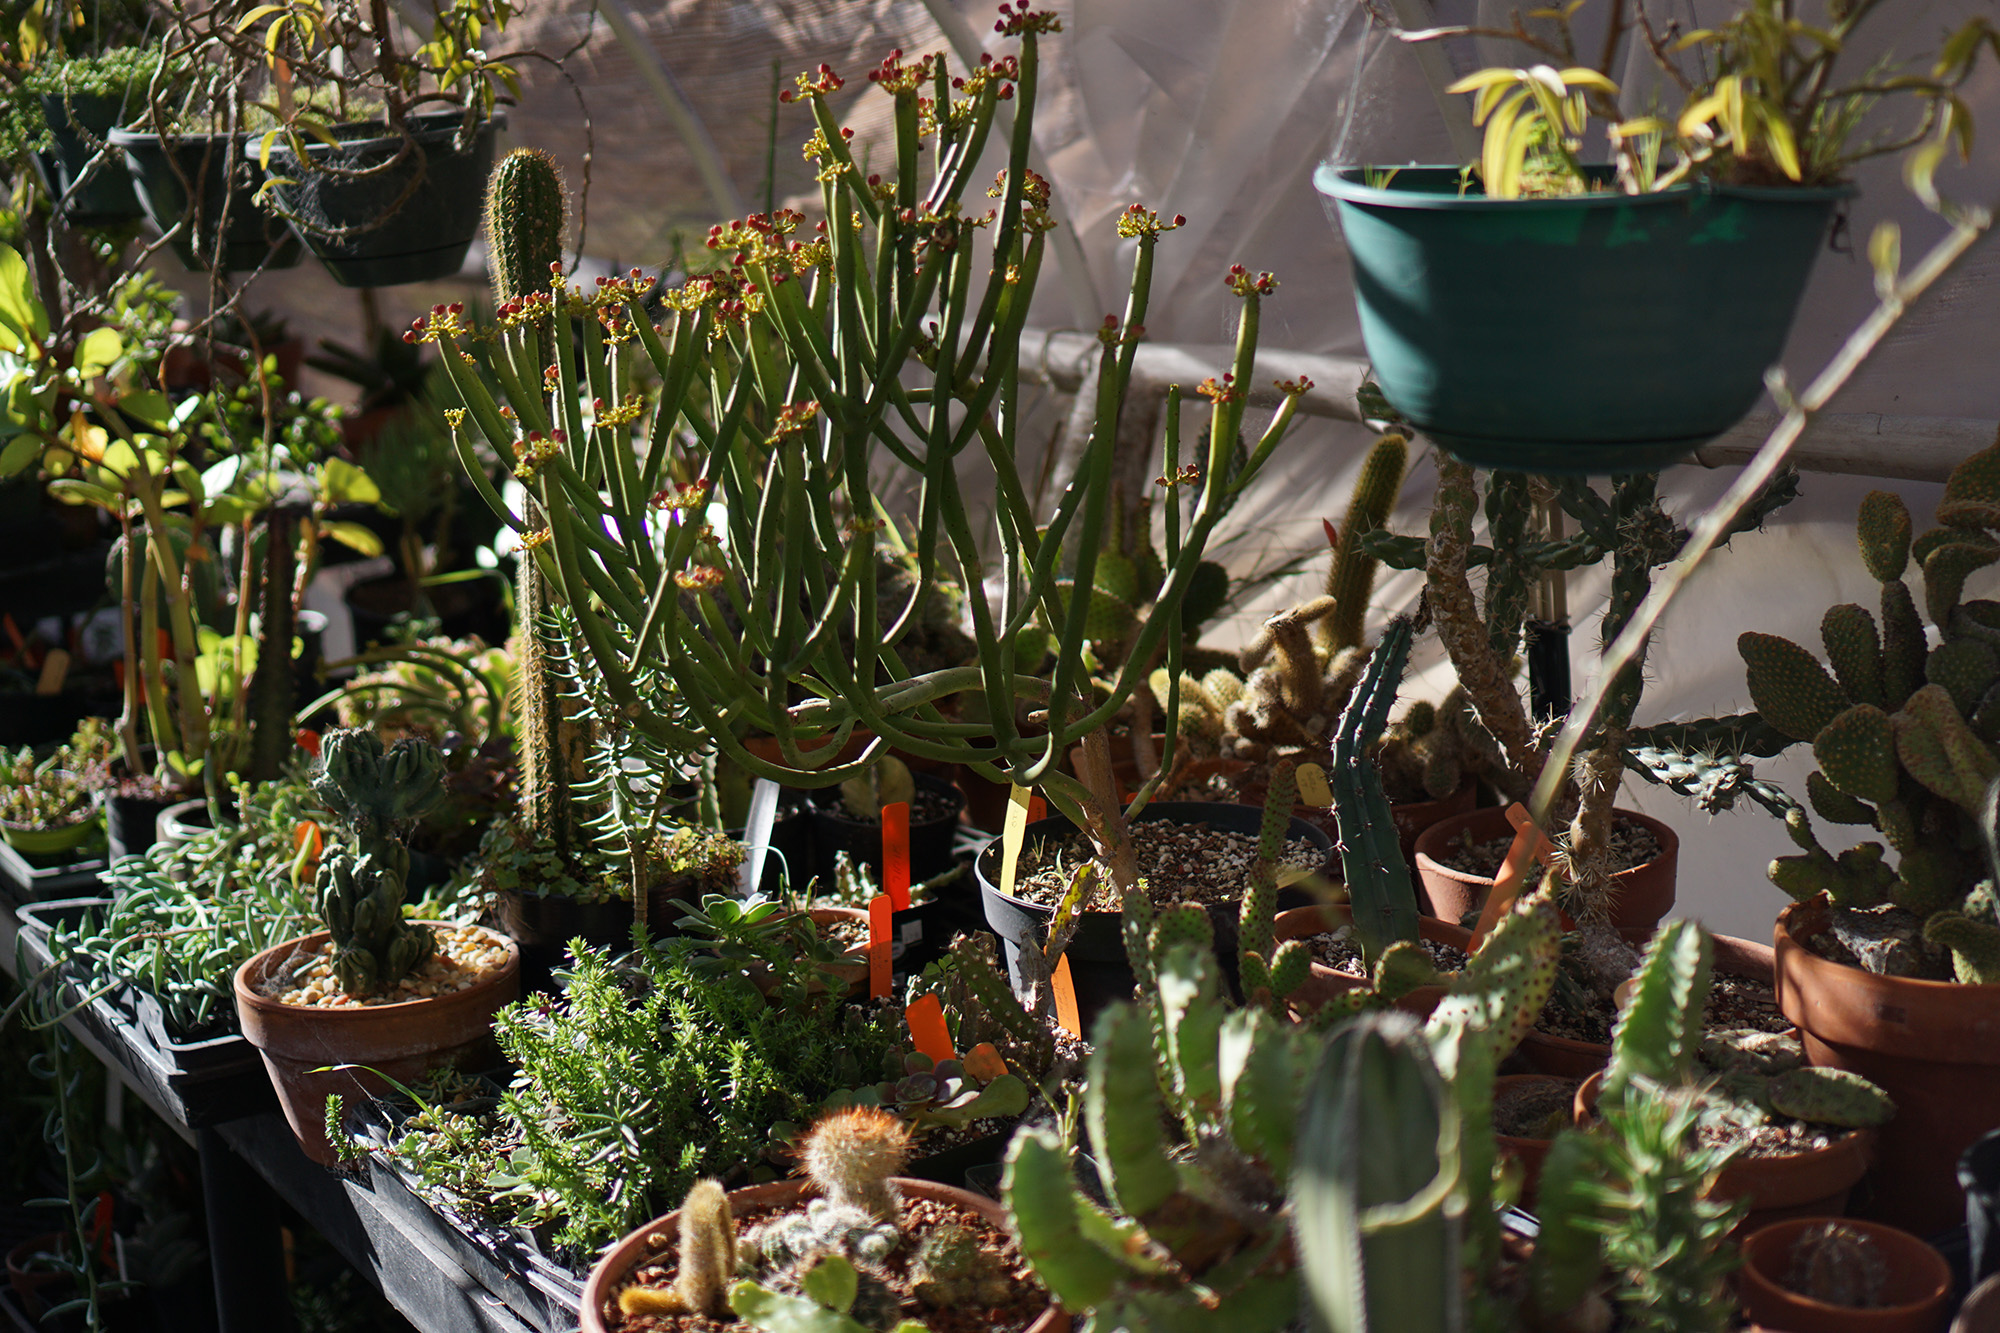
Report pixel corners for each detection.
[1313,162,1856,211]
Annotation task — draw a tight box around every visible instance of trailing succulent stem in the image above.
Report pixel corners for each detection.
[311,728,443,994]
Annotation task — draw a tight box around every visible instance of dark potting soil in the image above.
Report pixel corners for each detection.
[1011,821,1320,912]
[1494,1078,1578,1140]
[1437,818,1661,879]
[610,1194,1047,1333]
[1305,928,1468,979]
[1537,970,1790,1047]
[819,786,961,827]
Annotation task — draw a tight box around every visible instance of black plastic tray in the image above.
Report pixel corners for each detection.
[13,898,275,1130]
[0,834,106,903]
[349,1101,584,1333]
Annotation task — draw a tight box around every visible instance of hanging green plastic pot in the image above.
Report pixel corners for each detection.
[1314,166,1849,474]
[266,110,502,288]
[109,127,303,273]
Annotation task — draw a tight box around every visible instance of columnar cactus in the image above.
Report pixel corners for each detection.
[311,728,444,994]
[617,1178,736,1318]
[1330,616,1425,961]
[1739,440,2000,980]
[1237,758,1311,1009]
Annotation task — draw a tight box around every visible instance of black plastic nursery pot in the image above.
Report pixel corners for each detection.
[1314,165,1849,474]
[807,771,965,892]
[39,92,147,225]
[108,127,303,272]
[974,802,1334,1024]
[268,111,501,288]
[103,790,177,862]
[14,898,275,1129]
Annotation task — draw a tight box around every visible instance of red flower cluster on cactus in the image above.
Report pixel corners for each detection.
[994,3,1061,36]
[1225,264,1278,297]
[868,48,936,97]
[403,302,469,344]
[780,63,844,103]
[1196,373,1244,405]
[1116,203,1186,240]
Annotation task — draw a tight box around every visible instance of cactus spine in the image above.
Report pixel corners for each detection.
[311,728,444,994]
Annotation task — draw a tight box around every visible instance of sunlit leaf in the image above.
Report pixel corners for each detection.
[322,520,384,557]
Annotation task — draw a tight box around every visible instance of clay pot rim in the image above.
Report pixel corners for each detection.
[233,923,520,1019]
[1779,897,2000,995]
[1737,1215,1951,1320]
[1413,805,1679,889]
[578,1176,1068,1333]
[1519,930,1775,1068]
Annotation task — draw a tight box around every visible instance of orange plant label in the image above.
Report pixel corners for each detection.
[882,801,911,911]
[963,1042,1009,1083]
[904,994,955,1063]
[1051,955,1081,1036]
[1470,804,1552,952]
[868,895,894,998]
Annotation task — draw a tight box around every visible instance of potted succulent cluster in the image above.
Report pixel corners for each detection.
[235,727,519,1165]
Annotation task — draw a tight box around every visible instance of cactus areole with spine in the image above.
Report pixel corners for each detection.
[312,728,445,995]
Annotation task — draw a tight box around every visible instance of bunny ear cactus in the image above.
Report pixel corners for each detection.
[1738,440,2000,980]
[311,728,443,995]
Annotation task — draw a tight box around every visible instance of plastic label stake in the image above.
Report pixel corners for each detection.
[1028,793,1047,824]
[1470,803,1553,952]
[35,647,69,696]
[1051,955,1081,1036]
[740,778,781,896]
[1001,785,1032,899]
[868,895,894,998]
[904,993,955,1063]
[882,800,911,911]
[1295,762,1334,809]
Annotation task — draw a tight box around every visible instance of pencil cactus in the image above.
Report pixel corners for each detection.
[1736,440,2000,980]
[310,728,443,994]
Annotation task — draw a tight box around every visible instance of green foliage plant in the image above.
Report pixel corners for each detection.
[0,743,95,831]
[483,939,900,1255]
[1422,1,1996,197]
[423,10,1314,909]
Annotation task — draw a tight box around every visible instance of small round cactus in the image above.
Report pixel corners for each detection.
[910,1221,1012,1309]
[1785,1222,1887,1309]
[800,1105,911,1223]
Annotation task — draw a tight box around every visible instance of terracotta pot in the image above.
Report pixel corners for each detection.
[1574,1070,1873,1234]
[234,925,520,1167]
[1272,903,1472,1016]
[1412,805,1677,930]
[1736,1216,1951,1333]
[1493,1074,1572,1206]
[1955,1274,2000,1333]
[5,1233,67,1319]
[579,1176,1069,1333]
[1776,898,2000,1235]
[1518,931,1774,1079]
[1389,778,1480,867]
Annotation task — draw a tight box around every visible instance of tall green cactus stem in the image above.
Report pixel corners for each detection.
[424,27,1313,909]
[1735,442,2000,980]
[311,728,444,994]
[1331,617,1423,961]
[1316,433,1408,656]
[1238,758,1305,1006]
[482,148,582,862]
[1600,920,1711,1108]
[244,505,299,784]
[1291,1012,1461,1333]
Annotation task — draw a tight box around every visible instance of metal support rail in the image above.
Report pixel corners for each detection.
[1016,327,1995,483]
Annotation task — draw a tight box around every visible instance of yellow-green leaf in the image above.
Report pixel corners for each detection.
[322,520,383,557]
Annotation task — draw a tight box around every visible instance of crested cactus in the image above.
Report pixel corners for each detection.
[311,728,443,994]
[1736,440,2000,980]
